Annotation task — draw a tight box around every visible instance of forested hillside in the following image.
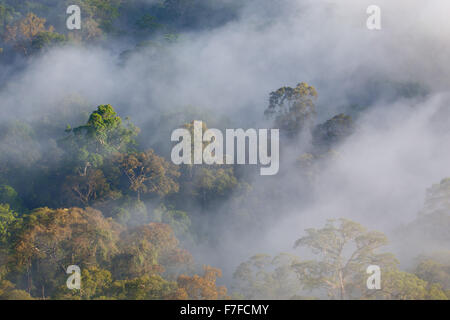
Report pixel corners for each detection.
[0,0,449,300]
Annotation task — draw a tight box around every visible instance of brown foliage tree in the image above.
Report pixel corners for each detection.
[113,222,192,279]
[176,265,229,300]
[115,150,180,201]
[12,207,122,296]
[63,169,115,206]
[3,13,54,55]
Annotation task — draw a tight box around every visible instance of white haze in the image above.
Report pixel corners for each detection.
[1,0,450,284]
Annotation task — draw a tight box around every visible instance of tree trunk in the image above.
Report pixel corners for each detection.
[339,271,345,300]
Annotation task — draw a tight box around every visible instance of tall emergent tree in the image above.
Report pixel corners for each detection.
[265,82,318,137]
[292,218,397,299]
[61,104,139,175]
[115,150,180,201]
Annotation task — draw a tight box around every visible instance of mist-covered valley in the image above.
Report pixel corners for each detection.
[0,0,449,300]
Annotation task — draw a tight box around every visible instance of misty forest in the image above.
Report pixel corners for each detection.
[0,0,449,300]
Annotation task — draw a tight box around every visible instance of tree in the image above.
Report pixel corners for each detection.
[63,169,116,207]
[0,204,17,246]
[398,178,450,252]
[31,31,65,51]
[420,178,450,216]
[176,265,229,300]
[312,114,354,149]
[80,266,113,299]
[370,269,448,300]
[3,13,61,55]
[175,120,241,207]
[296,150,341,184]
[151,204,191,239]
[0,184,23,212]
[18,13,46,39]
[233,253,303,299]
[190,168,238,207]
[108,275,178,300]
[80,0,122,32]
[414,253,450,294]
[0,204,18,281]
[293,219,397,299]
[265,82,318,137]
[0,280,33,300]
[0,4,16,33]
[70,104,138,155]
[53,266,113,300]
[112,223,192,279]
[61,104,139,174]
[135,14,161,31]
[12,207,121,297]
[115,150,180,201]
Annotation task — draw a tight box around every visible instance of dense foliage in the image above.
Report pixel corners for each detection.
[0,0,448,300]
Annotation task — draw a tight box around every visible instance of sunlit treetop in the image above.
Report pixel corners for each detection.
[265,82,318,137]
